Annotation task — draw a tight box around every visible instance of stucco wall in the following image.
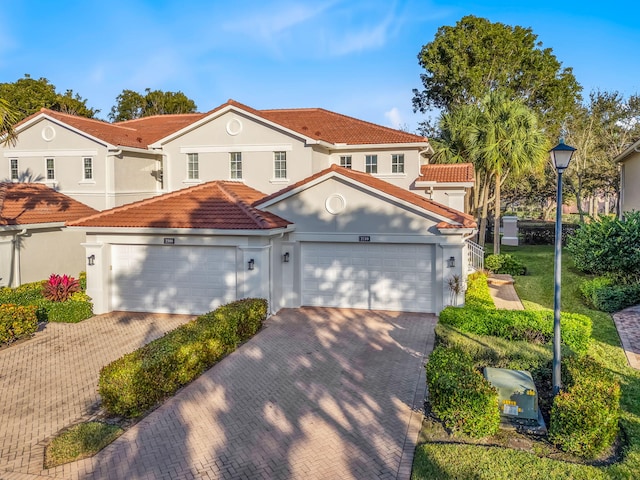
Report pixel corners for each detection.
[622,153,640,214]
[113,153,162,206]
[161,111,316,195]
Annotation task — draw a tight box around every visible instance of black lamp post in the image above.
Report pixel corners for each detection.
[550,139,576,396]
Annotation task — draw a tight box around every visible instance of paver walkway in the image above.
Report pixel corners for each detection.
[0,312,195,479]
[45,307,436,480]
[613,305,640,370]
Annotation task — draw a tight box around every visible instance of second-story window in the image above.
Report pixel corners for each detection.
[10,158,18,180]
[83,157,93,180]
[46,158,55,180]
[392,154,405,173]
[274,151,287,179]
[230,152,242,179]
[187,153,199,180]
[339,155,352,169]
[365,155,378,174]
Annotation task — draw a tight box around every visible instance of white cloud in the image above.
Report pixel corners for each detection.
[384,107,404,129]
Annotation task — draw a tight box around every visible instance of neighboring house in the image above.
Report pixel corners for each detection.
[2,100,472,213]
[414,163,475,213]
[0,183,98,287]
[69,165,476,316]
[615,138,640,215]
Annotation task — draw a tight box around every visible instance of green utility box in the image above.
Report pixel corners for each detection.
[484,367,539,421]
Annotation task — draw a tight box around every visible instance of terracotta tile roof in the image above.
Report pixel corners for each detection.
[0,183,98,226]
[418,163,475,183]
[114,113,208,144]
[68,181,292,230]
[256,165,477,229]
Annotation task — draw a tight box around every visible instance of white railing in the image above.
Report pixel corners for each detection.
[467,240,484,272]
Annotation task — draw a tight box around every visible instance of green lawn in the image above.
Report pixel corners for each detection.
[412,245,640,479]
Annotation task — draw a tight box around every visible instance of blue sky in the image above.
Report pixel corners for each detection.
[1,1,639,132]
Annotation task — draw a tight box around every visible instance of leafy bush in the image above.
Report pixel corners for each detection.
[439,304,591,354]
[99,298,268,418]
[464,272,495,309]
[0,304,38,344]
[0,281,44,305]
[518,221,579,245]
[42,294,93,323]
[567,211,640,282]
[42,274,81,302]
[581,277,640,312]
[579,277,613,309]
[549,356,621,458]
[484,254,527,276]
[426,345,500,437]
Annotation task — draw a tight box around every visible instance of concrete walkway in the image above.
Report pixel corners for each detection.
[487,274,524,310]
[0,312,195,479]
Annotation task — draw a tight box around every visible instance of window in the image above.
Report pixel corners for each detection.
[187,153,199,180]
[46,158,55,180]
[391,154,405,173]
[230,152,242,179]
[339,155,352,169]
[83,157,93,180]
[274,151,287,179]
[10,159,18,180]
[365,155,378,174]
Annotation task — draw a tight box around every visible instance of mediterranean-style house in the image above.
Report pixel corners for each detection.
[615,138,640,215]
[1,99,472,211]
[2,100,479,315]
[0,183,97,287]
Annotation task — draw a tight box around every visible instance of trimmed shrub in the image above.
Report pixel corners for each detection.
[579,277,614,309]
[484,254,527,276]
[426,345,500,437]
[519,221,579,245]
[439,305,591,354]
[593,283,640,313]
[42,294,93,323]
[464,272,495,309]
[0,281,44,305]
[549,356,621,458]
[99,298,268,418]
[0,304,38,344]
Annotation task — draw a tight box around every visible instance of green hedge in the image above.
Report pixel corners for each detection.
[442,273,592,354]
[580,277,640,313]
[484,254,526,276]
[0,304,38,344]
[99,298,268,418]
[0,281,92,323]
[549,356,621,458]
[426,345,500,438]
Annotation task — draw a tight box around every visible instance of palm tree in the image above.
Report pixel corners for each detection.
[431,91,548,250]
[470,91,548,254]
[0,98,19,146]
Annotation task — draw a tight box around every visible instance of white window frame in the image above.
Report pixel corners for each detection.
[339,155,352,169]
[365,155,378,174]
[391,154,405,174]
[274,151,287,179]
[46,158,55,180]
[187,153,199,180]
[83,157,93,180]
[230,152,242,179]
[10,158,18,181]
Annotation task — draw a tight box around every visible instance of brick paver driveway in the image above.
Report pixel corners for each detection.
[2,308,436,480]
[0,312,195,479]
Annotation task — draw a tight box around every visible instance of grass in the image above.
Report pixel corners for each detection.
[44,422,123,469]
[412,245,640,479]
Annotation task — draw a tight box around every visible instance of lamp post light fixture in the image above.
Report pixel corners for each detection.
[550,139,576,397]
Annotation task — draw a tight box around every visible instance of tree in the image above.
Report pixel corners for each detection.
[431,91,548,250]
[0,74,98,121]
[0,98,19,146]
[109,88,197,121]
[412,15,582,135]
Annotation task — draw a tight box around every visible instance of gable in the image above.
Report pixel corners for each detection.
[6,117,108,153]
[260,176,445,235]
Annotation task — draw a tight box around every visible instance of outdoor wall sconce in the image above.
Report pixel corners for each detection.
[283,252,290,263]
[447,256,455,268]
[248,259,255,270]
[88,254,95,266]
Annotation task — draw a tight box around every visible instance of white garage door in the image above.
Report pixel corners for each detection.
[111,245,237,314]
[302,242,434,313]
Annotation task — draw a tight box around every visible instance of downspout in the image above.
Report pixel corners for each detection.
[12,229,28,287]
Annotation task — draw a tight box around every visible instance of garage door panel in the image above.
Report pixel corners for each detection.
[302,242,433,313]
[111,245,237,314]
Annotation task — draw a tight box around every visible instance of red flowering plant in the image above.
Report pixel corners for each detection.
[42,274,81,302]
